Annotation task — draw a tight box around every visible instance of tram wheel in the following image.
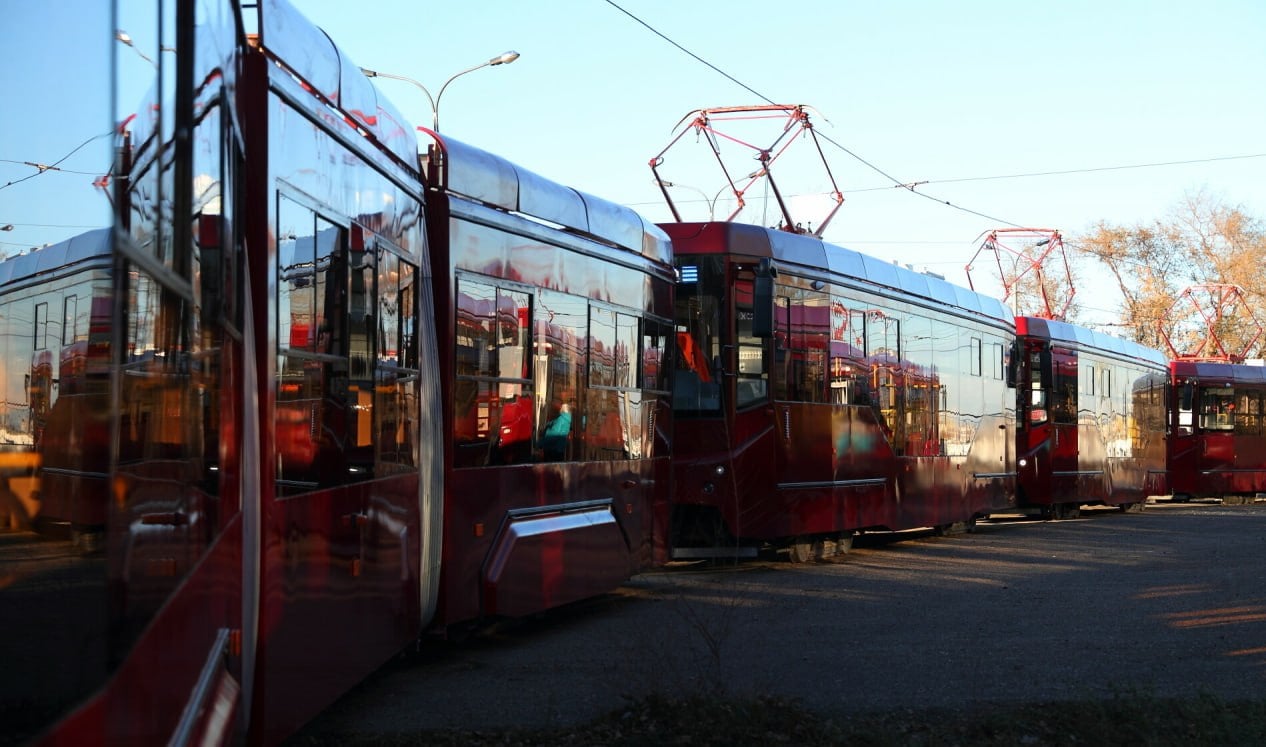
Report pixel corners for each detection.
[837,531,855,553]
[788,539,814,564]
[1045,503,1081,520]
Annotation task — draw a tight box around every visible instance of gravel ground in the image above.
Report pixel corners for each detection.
[294,501,1266,739]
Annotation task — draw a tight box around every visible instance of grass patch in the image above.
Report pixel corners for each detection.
[294,690,1266,746]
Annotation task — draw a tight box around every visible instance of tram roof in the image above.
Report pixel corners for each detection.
[1170,359,1266,384]
[1017,315,1168,367]
[661,221,1014,325]
[260,0,423,170]
[0,227,111,288]
[422,135,673,268]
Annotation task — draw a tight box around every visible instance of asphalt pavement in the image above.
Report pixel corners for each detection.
[295,501,1266,739]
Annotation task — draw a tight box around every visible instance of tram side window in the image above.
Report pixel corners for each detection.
[867,310,901,438]
[969,338,982,377]
[902,315,938,456]
[642,320,669,394]
[734,275,767,409]
[642,319,671,458]
[1028,349,1048,424]
[1199,387,1235,431]
[774,287,829,404]
[276,195,378,491]
[1235,389,1262,436]
[1050,356,1077,425]
[376,251,419,469]
[537,289,585,462]
[61,296,78,345]
[344,231,376,473]
[829,305,869,406]
[454,277,534,467]
[33,302,48,351]
[586,307,641,461]
[1176,382,1194,434]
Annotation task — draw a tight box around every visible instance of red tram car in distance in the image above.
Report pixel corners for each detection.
[416,131,676,624]
[1168,359,1266,502]
[666,221,1018,561]
[0,229,112,543]
[1013,316,1169,518]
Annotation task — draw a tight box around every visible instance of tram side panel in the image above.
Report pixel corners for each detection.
[243,16,446,739]
[1169,360,1266,499]
[666,222,1017,557]
[1015,317,1167,516]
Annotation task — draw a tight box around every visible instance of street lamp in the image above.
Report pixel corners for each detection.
[115,30,157,68]
[0,224,13,232]
[361,51,519,132]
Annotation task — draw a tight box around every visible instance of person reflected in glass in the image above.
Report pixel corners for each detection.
[541,397,573,461]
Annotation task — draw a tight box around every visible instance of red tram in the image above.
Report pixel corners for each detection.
[418,134,675,625]
[1012,316,1169,517]
[1168,359,1266,501]
[0,229,113,544]
[3,0,671,743]
[667,221,1018,561]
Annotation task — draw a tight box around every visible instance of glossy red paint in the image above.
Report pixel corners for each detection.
[1014,316,1168,514]
[1168,360,1266,499]
[666,221,1017,556]
[417,128,675,631]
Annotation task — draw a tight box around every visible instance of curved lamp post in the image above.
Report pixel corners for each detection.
[116,30,157,68]
[361,51,519,132]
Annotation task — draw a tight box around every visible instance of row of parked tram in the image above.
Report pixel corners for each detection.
[3,1,1264,744]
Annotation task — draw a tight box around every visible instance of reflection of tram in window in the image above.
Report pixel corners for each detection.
[1168,360,1266,502]
[1014,316,1169,518]
[0,228,112,544]
[667,222,1018,562]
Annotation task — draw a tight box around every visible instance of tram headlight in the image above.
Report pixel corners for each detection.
[714,465,726,477]
[1018,458,1028,468]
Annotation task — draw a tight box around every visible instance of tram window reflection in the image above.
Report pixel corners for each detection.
[1199,387,1235,431]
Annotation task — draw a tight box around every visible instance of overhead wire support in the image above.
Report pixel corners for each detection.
[609,0,1028,230]
[965,228,1072,320]
[650,104,843,236]
[1159,284,1263,363]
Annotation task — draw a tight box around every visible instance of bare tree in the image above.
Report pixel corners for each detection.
[1073,190,1266,357]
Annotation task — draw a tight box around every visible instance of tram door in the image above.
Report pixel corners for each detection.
[1167,376,1202,497]
[1048,347,1080,500]
[1194,384,1237,475]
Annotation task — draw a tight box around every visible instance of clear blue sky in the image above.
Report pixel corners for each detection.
[2,1,1262,326]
